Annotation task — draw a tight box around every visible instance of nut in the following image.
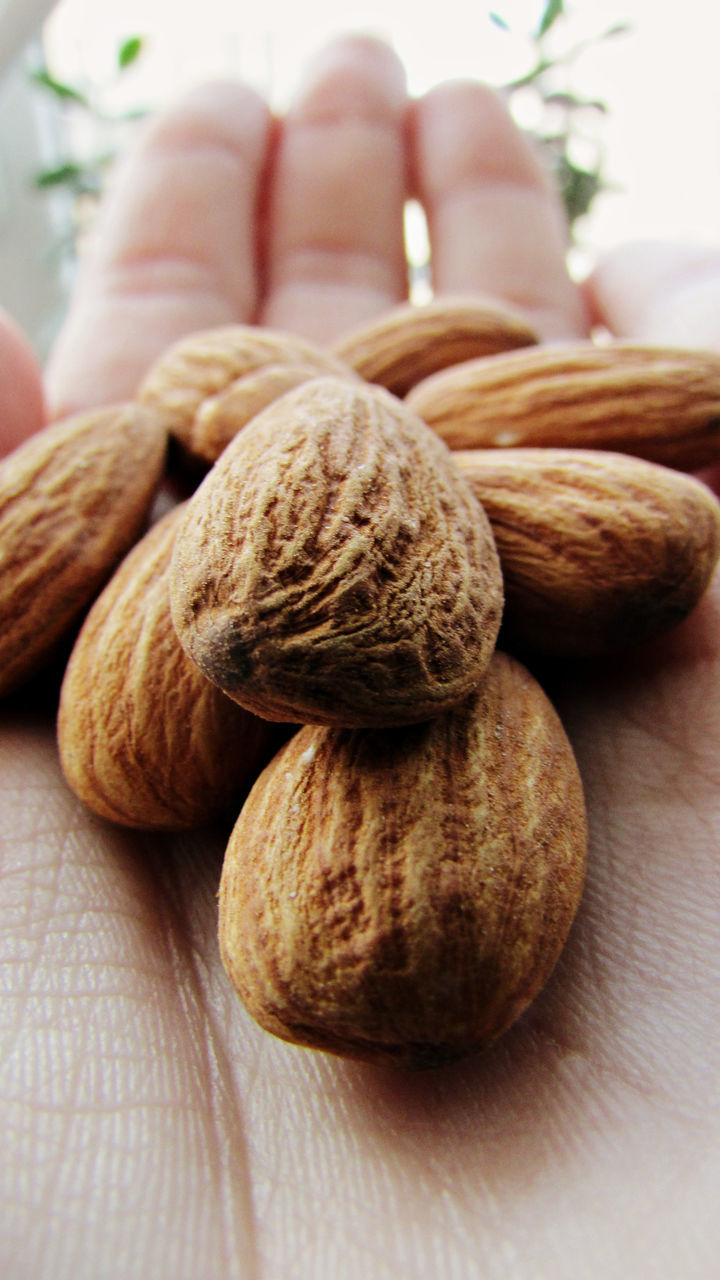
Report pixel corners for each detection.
[0,402,166,697]
[193,362,330,463]
[331,294,538,396]
[405,341,720,470]
[58,502,280,830]
[218,650,588,1069]
[170,375,504,727]
[138,323,354,466]
[454,447,720,655]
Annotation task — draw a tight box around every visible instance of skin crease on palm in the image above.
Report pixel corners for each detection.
[2,31,720,1280]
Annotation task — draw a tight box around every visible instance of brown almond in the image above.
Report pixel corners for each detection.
[454,447,720,655]
[0,403,167,697]
[58,503,280,830]
[170,376,504,727]
[194,363,328,462]
[406,341,720,469]
[331,294,538,396]
[138,324,354,466]
[219,650,588,1069]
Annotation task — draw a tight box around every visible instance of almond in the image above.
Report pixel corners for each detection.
[331,294,538,396]
[193,362,327,463]
[0,403,167,697]
[170,376,504,727]
[58,503,280,830]
[406,341,720,469]
[138,324,354,466]
[218,650,588,1069]
[454,447,720,655]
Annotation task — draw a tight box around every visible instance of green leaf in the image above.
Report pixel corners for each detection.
[117,36,144,69]
[29,68,89,106]
[489,11,510,30]
[553,154,604,225]
[116,106,151,122]
[602,22,633,39]
[33,153,114,195]
[537,0,564,38]
[34,162,86,189]
[503,56,554,92]
[543,90,608,113]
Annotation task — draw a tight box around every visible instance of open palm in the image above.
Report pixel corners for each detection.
[2,36,720,1280]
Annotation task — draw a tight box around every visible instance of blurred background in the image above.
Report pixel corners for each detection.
[1,0,719,358]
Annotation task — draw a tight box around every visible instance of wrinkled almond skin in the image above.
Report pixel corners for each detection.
[194,363,328,463]
[331,295,538,396]
[170,376,504,727]
[0,403,167,697]
[455,447,720,655]
[58,504,280,830]
[138,324,354,466]
[406,341,720,469]
[219,651,588,1069]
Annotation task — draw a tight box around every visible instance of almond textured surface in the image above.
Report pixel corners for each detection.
[406,341,720,469]
[170,376,504,727]
[219,650,588,1069]
[194,363,329,464]
[455,447,720,655]
[58,504,280,830]
[138,324,353,465]
[0,402,167,697]
[331,295,538,396]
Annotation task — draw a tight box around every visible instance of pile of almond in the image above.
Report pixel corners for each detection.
[3,296,720,1069]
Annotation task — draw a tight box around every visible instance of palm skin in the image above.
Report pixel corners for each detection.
[2,35,720,1280]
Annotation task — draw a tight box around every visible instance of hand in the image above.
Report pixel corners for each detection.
[2,34,719,1279]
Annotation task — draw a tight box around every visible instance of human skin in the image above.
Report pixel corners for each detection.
[2,33,720,1280]
[0,308,45,448]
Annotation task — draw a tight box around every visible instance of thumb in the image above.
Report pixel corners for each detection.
[0,309,46,455]
[584,239,720,349]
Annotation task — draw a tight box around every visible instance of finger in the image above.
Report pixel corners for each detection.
[409,81,589,340]
[258,35,409,344]
[0,309,46,453]
[585,239,720,348]
[46,80,272,417]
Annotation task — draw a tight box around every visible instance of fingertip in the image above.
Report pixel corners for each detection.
[259,31,409,341]
[290,33,408,121]
[0,311,46,455]
[408,79,552,198]
[46,76,275,415]
[138,77,273,158]
[409,76,587,339]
